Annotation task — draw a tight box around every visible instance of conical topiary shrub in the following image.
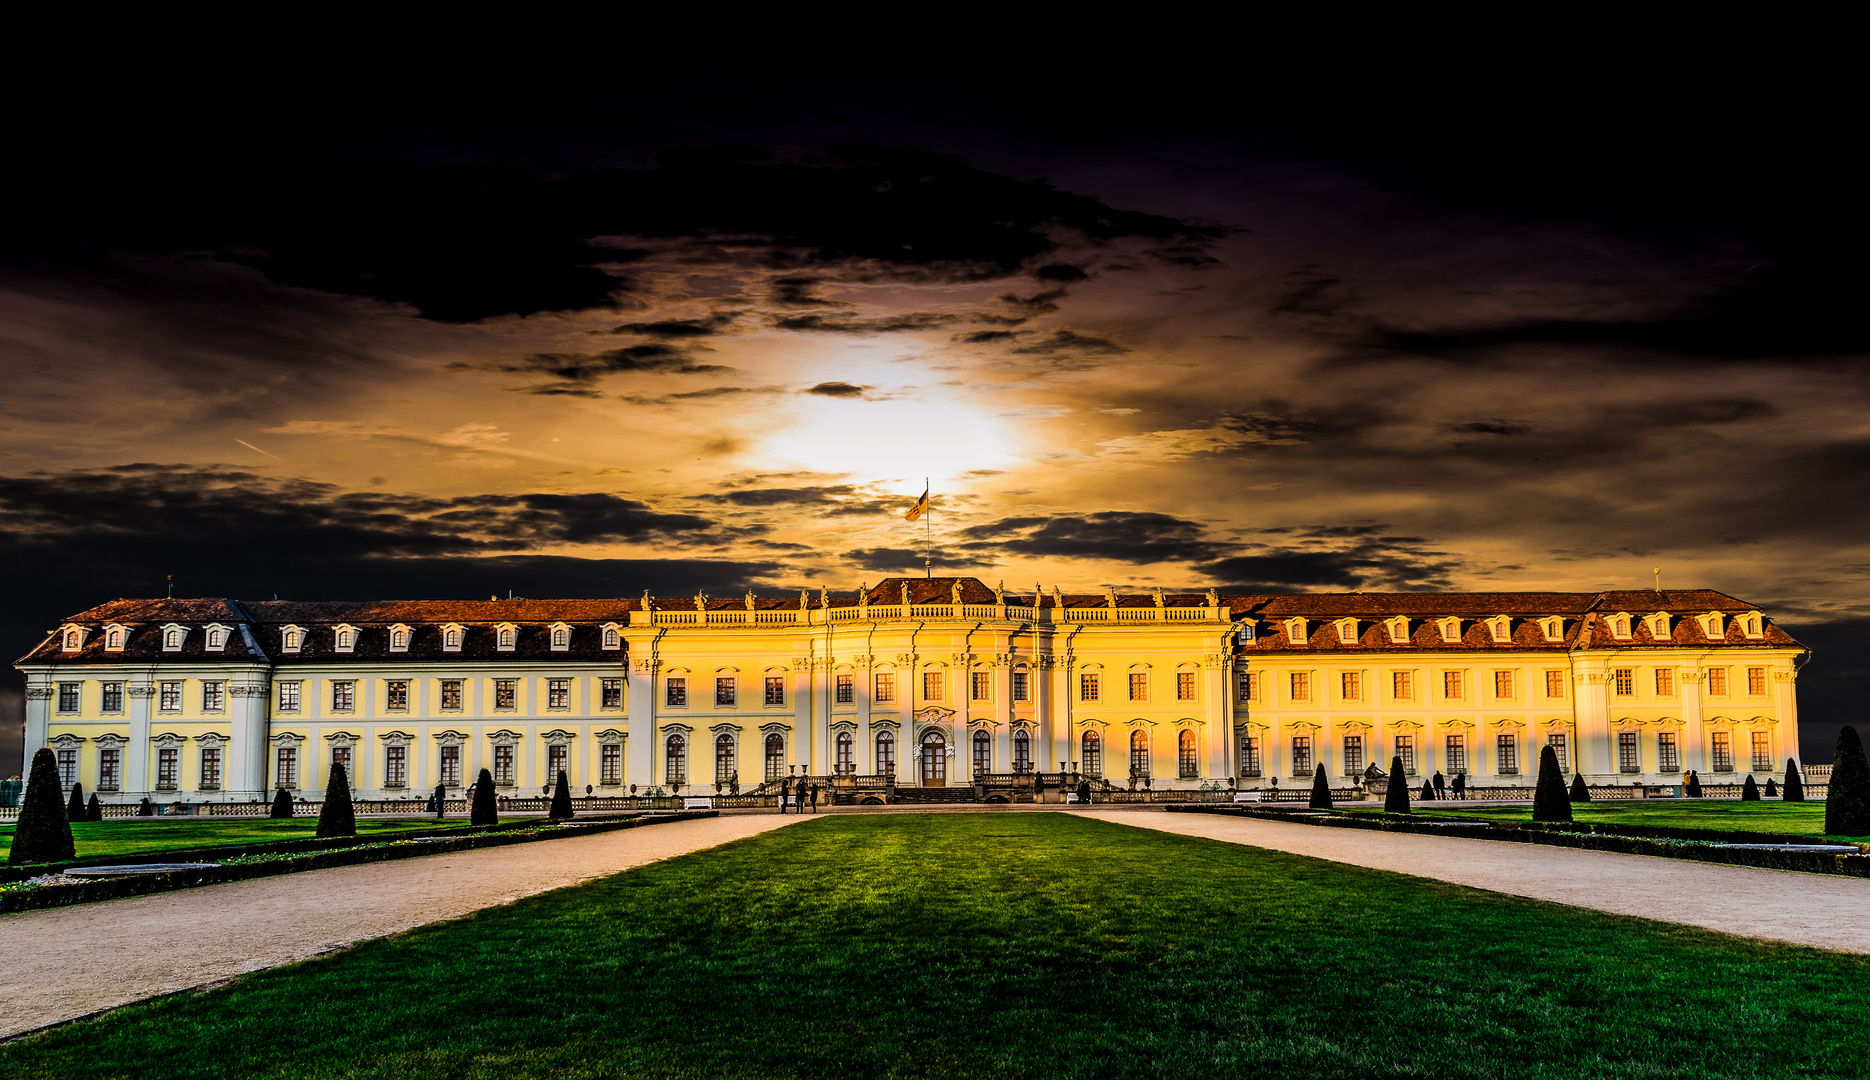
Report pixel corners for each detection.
[1384,756,1411,814]
[549,769,573,820]
[1685,770,1702,798]
[9,748,76,865]
[270,786,294,818]
[87,793,102,821]
[1783,758,1805,802]
[1419,778,1434,800]
[470,767,498,825]
[1569,772,1591,802]
[1741,774,1760,801]
[1308,763,1333,810]
[66,782,86,821]
[316,762,356,839]
[1765,777,1779,798]
[1825,726,1870,836]
[1532,745,1572,822]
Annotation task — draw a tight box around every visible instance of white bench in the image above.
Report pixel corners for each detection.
[683,797,714,809]
[1232,791,1264,803]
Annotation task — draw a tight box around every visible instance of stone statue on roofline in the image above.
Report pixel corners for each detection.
[746,590,757,611]
[1154,587,1165,608]
[1106,586,1118,608]
[1207,588,1219,607]
[994,580,1005,603]
[642,589,653,612]
[695,589,707,611]
[952,580,964,605]
[901,581,911,606]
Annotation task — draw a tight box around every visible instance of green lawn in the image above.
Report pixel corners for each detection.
[3,813,1865,1079]
[0,816,480,861]
[1363,800,1865,840]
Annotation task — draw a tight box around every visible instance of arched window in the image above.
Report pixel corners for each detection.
[875,731,896,776]
[107,628,123,649]
[1081,731,1102,778]
[973,730,991,774]
[921,730,947,784]
[1130,730,1150,778]
[836,731,854,775]
[390,628,407,649]
[336,627,353,649]
[1178,729,1198,778]
[164,628,182,649]
[445,628,460,648]
[603,626,619,648]
[1013,729,1031,773]
[498,627,515,648]
[715,734,735,783]
[64,630,80,650]
[665,734,687,784]
[552,627,568,647]
[284,628,300,650]
[764,733,784,781]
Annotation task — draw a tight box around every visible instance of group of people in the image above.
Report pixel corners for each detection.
[777,776,820,814]
[1419,771,1468,800]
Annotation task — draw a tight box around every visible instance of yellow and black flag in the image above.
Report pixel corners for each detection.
[904,484,929,522]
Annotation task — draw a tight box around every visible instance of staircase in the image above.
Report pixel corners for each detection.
[891,787,979,805]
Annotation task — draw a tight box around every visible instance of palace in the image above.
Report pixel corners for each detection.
[17,578,1806,802]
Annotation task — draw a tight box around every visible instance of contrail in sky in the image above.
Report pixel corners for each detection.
[235,439,282,460]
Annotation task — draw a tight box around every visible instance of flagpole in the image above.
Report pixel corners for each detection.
[924,476,932,578]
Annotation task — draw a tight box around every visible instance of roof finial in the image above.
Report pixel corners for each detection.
[1654,566,1662,593]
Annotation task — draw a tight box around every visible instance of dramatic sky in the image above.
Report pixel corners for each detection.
[3,34,1863,761]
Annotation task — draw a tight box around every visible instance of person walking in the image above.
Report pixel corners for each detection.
[1432,771,1446,800]
[809,783,821,814]
[778,776,791,814]
[1452,772,1467,800]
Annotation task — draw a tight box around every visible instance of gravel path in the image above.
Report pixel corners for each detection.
[1079,809,1870,953]
[0,814,802,1040]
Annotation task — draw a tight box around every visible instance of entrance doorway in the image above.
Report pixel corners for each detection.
[920,731,947,787]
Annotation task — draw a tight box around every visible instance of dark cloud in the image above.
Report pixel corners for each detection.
[768,277,847,308]
[1449,420,1533,436]
[700,485,859,507]
[844,547,996,573]
[805,382,869,398]
[957,330,1020,343]
[773,313,957,333]
[501,344,732,382]
[1196,531,1461,592]
[998,289,1066,316]
[607,313,739,338]
[1034,264,1088,282]
[960,512,1222,564]
[1008,329,1129,357]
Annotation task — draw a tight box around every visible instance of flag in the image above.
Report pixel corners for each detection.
[904,485,929,522]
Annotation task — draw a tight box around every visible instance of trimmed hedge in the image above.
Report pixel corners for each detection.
[8,749,75,865]
[1383,757,1410,814]
[1827,726,1870,835]
[1308,764,1333,810]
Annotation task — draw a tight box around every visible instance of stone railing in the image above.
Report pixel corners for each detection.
[650,602,1227,627]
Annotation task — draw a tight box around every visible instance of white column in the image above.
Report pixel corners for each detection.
[626,654,657,792]
[230,673,269,797]
[23,684,52,764]
[1206,655,1229,780]
[792,658,814,775]
[1682,667,1706,774]
[127,681,153,794]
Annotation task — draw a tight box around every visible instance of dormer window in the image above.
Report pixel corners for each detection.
[496,624,517,651]
[281,625,303,653]
[161,624,187,651]
[1437,618,1461,643]
[1488,617,1510,643]
[204,624,229,651]
[1742,613,1763,639]
[601,623,621,649]
[1284,617,1308,643]
[1700,612,1725,639]
[1648,613,1671,639]
[1609,614,1631,639]
[334,625,356,652]
[442,625,463,652]
[549,623,571,651]
[105,625,127,651]
[1540,618,1564,643]
[1335,619,1358,644]
[389,624,411,652]
[61,626,85,652]
[1386,617,1409,644]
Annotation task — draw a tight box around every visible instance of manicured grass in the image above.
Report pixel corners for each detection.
[0,817,480,861]
[4,813,1865,1079]
[1370,800,1870,840]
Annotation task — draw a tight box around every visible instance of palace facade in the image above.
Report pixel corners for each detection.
[17,578,1806,801]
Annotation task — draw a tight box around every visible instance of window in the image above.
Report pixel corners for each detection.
[712,677,736,707]
[1177,671,1196,702]
[1338,620,1358,644]
[62,629,81,651]
[1613,668,1634,696]
[1391,671,1413,701]
[834,732,853,776]
[57,683,79,713]
[667,677,688,707]
[440,745,461,786]
[974,730,992,774]
[1291,736,1313,776]
[551,626,568,648]
[1237,670,1257,703]
[333,681,356,712]
[497,627,515,649]
[923,671,944,702]
[1711,732,1733,772]
[1445,734,1467,774]
[1290,672,1311,702]
[1496,734,1517,775]
[603,626,620,649]
[1493,671,1513,700]
[390,627,408,650]
[495,679,517,710]
[200,747,221,790]
[1341,672,1362,702]
[494,745,516,786]
[203,681,225,712]
[1129,730,1149,777]
[1014,729,1032,772]
[836,674,855,704]
[283,627,301,651]
[601,744,622,785]
[158,681,181,711]
[164,627,183,650]
[1547,733,1568,773]
[764,676,784,706]
[1082,731,1103,777]
[1489,617,1510,642]
[1396,735,1416,775]
[665,735,687,784]
[1343,735,1364,776]
[1080,672,1100,702]
[157,747,179,790]
[1129,672,1149,702]
[1439,619,1460,643]
[1178,729,1198,778]
[331,746,351,781]
[1654,668,1674,696]
[718,735,739,782]
[385,745,406,787]
[1747,667,1767,695]
[1618,732,1640,773]
[547,679,570,709]
[99,747,121,790]
[386,680,408,712]
[972,671,992,701]
[1442,671,1463,701]
[441,680,463,710]
[444,627,461,650]
[1545,670,1565,699]
[873,672,896,704]
[1658,732,1679,773]
[875,732,895,776]
[56,749,76,786]
[102,682,123,712]
[1240,735,1262,777]
[602,678,622,709]
[107,627,124,650]
[766,733,786,780]
[1610,615,1630,639]
[276,746,297,788]
[278,681,301,712]
[1751,731,1771,772]
[548,743,569,782]
[1013,671,1030,702]
[1707,668,1728,696]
